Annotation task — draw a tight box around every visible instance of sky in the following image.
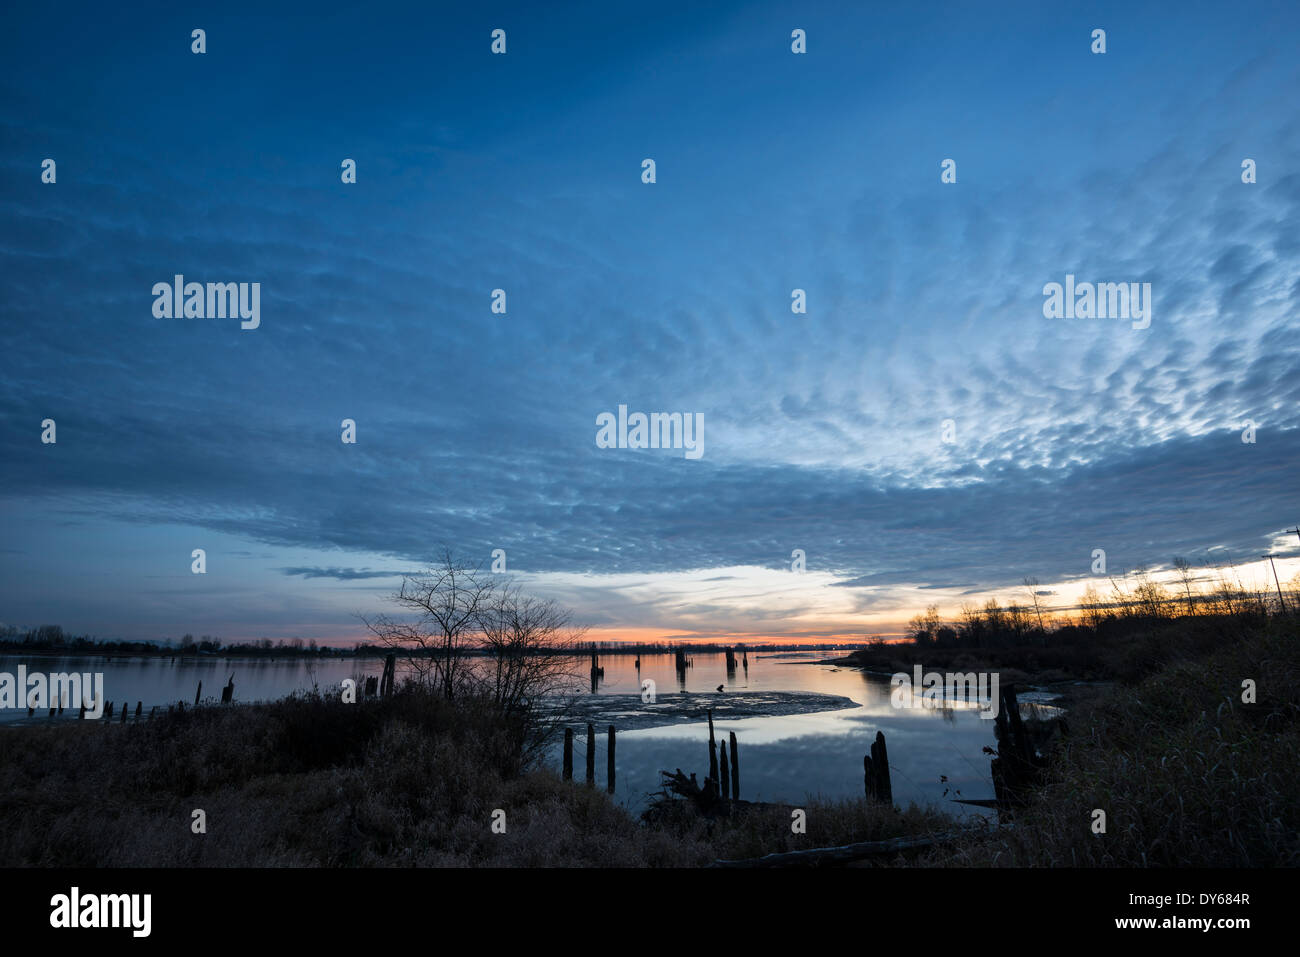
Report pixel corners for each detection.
[2,1,1298,645]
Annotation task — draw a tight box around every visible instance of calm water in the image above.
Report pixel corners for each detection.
[0,651,1005,814]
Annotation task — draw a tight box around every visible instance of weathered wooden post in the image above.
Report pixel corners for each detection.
[221,675,234,704]
[729,731,740,800]
[707,710,719,784]
[379,654,396,697]
[719,740,730,799]
[194,681,202,707]
[79,702,86,720]
[120,702,127,723]
[106,701,114,719]
[607,725,616,794]
[135,701,142,718]
[866,730,893,805]
[149,706,157,720]
[562,728,574,780]
[586,722,595,786]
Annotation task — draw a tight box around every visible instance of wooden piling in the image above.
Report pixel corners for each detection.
[729,731,739,800]
[865,731,893,805]
[120,702,127,723]
[79,702,86,720]
[194,681,202,707]
[607,725,616,794]
[586,722,595,786]
[221,675,234,704]
[106,701,114,719]
[562,728,574,780]
[135,701,142,718]
[719,740,730,799]
[707,710,719,783]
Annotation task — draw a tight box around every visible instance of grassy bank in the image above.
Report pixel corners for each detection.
[2,615,1295,866]
[0,684,946,866]
[929,615,1300,866]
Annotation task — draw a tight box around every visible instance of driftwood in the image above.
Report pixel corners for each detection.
[653,768,726,816]
[711,831,960,868]
[649,769,786,820]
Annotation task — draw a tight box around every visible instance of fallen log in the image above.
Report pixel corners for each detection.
[951,798,1000,809]
[711,831,961,868]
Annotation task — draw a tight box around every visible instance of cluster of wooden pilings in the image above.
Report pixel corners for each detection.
[55,671,241,722]
[360,654,397,698]
[652,708,741,815]
[47,699,162,721]
[708,710,740,801]
[561,722,617,794]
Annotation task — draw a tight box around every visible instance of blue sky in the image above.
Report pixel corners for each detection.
[2,1,1298,644]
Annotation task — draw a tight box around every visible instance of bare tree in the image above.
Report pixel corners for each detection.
[476,583,585,714]
[360,548,496,699]
[475,584,586,762]
[1079,583,1107,630]
[907,604,943,646]
[1023,577,1047,642]
[1172,557,1197,616]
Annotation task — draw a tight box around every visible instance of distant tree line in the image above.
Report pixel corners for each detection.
[905,560,1300,650]
[0,624,350,657]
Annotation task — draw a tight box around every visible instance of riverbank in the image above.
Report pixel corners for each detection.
[1,614,1294,866]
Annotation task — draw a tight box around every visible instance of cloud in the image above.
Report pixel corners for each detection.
[280,567,408,581]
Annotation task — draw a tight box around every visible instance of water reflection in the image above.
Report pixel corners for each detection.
[552,652,1001,815]
[1,650,1002,815]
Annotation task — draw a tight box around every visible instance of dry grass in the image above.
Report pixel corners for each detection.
[932,616,1300,866]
